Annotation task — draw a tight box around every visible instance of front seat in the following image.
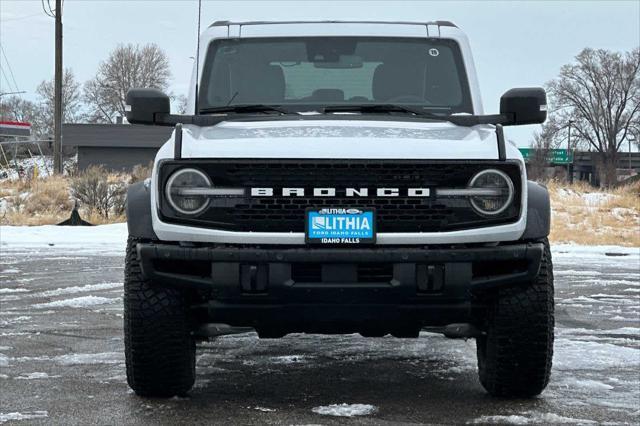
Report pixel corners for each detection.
[233,64,285,104]
[372,63,426,102]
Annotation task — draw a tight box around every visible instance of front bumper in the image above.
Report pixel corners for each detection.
[137,242,543,328]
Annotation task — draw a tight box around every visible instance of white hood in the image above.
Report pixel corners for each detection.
[156,119,521,161]
[151,118,528,245]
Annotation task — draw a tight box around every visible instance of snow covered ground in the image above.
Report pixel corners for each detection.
[0,224,639,424]
[0,223,127,256]
[0,155,76,181]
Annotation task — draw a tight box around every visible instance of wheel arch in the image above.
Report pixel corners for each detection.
[126,180,158,240]
[521,181,551,241]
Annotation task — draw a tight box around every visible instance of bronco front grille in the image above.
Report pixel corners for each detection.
[158,160,522,233]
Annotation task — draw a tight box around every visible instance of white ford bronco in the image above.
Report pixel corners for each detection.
[124,20,553,398]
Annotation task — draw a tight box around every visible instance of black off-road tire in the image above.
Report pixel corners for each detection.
[124,237,196,397]
[476,239,554,397]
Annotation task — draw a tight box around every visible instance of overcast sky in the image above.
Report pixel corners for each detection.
[1,0,639,146]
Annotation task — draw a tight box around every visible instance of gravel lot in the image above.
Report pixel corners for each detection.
[0,230,638,425]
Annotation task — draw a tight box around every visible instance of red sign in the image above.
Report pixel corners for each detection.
[0,121,32,137]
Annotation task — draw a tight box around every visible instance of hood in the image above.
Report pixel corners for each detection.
[162,119,516,160]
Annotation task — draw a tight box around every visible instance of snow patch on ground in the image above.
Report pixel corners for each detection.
[556,377,614,391]
[0,269,20,274]
[0,288,29,294]
[269,355,310,364]
[250,406,276,412]
[40,282,122,297]
[559,327,640,336]
[552,244,640,257]
[554,269,601,276]
[554,339,640,371]
[9,352,124,366]
[33,296,119,309]
[0,411,48,423]
[610,315,640,322]
[15,372,61,380]
[468,412,596,424]
[0,316,31,326]
[53,352,124,365]
[0,223,127,256]
[581,192,616,206]
[312,403,377,417]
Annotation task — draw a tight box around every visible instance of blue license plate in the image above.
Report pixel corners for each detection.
[306,208,376,244]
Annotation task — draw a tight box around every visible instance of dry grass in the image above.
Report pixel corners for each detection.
[547,179,640,246]
[0,176,72,225]
[0,174,126,226]
[2,174,639,247]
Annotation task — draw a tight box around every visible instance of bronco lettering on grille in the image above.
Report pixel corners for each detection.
[250,188,431,197]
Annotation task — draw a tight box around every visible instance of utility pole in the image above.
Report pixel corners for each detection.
[53,0,63,174]
[567,120,574,184]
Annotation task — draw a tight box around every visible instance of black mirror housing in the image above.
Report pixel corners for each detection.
[500,87,547,126]
[125,88,170,125]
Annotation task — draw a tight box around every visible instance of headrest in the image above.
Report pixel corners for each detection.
[311,89,344,102]
[234,64,285,104]
[372,64,425,102]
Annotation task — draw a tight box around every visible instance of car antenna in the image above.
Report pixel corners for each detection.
[496,124,506,161]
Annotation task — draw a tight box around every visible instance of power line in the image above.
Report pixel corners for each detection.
[0,12,44,23]
[0,66,16,94]
[41,0,55,18]
[0,45,20,92]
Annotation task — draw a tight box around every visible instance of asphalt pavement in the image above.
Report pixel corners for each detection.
[0,245,638,425]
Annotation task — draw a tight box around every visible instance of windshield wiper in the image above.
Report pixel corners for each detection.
[199,104,294,115]
[322,104,511,127]
[323,104,433,116]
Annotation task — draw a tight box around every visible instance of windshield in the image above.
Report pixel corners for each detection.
[198,37,472,114]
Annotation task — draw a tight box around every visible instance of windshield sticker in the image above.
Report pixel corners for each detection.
[429,48,440,57]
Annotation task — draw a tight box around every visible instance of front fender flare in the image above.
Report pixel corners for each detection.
[126,180,157,240]
[521,181,551,241]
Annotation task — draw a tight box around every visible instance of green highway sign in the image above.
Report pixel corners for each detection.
[519,148,573,165]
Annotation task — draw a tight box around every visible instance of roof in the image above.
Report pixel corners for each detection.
[209,20,457,28]
[63,124,172,148]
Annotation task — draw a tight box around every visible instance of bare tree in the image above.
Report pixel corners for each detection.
[545,48,640,187]
[84,43,171,123]
[36,68,84,136]
[527,128,555,182]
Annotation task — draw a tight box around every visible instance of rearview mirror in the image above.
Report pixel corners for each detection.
[500,87,547,126]
[125,88,170,125]
[314,54,364,69]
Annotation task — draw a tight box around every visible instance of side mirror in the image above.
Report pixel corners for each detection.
[500,87,547,126]
[125,88,170,125]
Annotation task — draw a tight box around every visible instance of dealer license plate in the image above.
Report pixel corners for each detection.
[305,208,376,244]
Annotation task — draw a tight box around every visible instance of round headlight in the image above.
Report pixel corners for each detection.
[468,169,514,216]
[165,168,211,215]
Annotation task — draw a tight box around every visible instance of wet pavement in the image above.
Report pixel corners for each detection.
[0,243,639,425]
